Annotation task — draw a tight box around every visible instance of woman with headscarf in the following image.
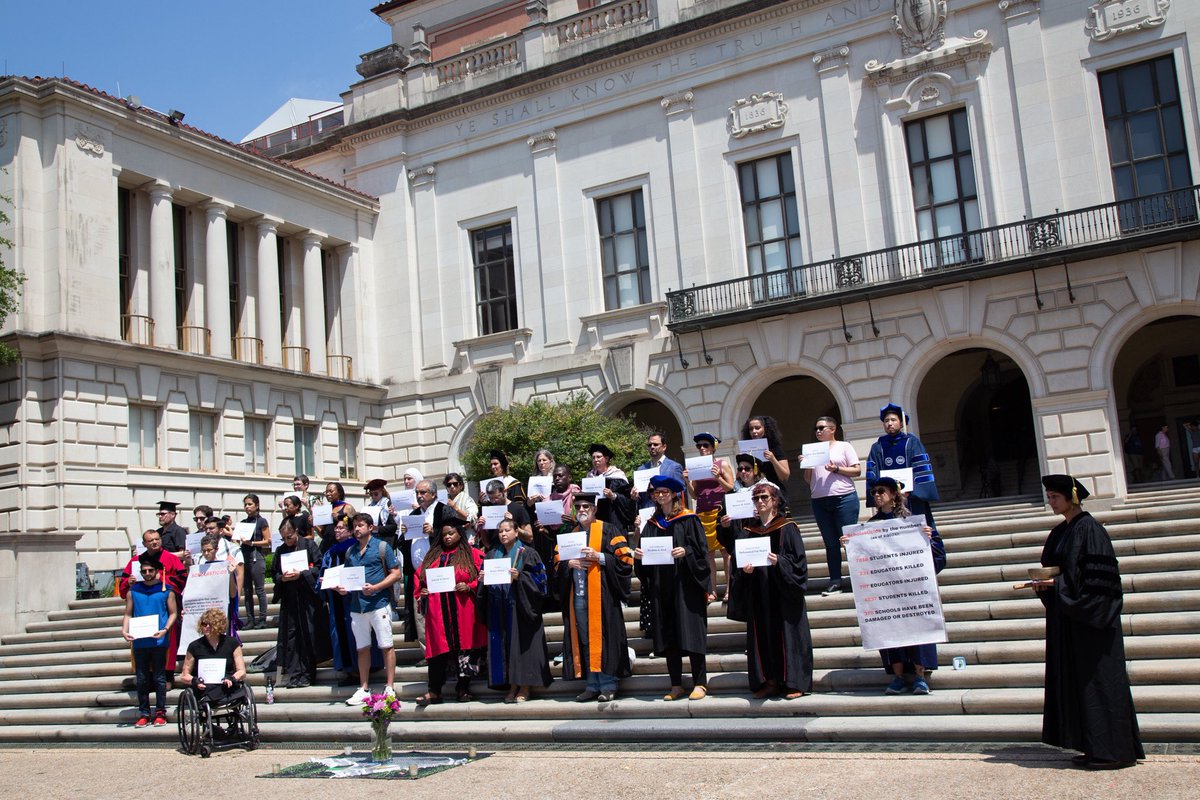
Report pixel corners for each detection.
[481,518,552,702]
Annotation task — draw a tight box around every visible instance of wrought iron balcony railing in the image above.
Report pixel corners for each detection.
[666,186,1200,331]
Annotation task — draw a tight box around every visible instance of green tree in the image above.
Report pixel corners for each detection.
[461,394,650,485]
[0,178,24,365]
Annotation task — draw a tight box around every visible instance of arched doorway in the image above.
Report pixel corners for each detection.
[916,348,1037,501]
[614,397,686,466]
[744,375,840,515]
[1113,315,1200,483]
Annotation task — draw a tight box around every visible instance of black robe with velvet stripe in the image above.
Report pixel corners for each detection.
[634,511,710,656]
[1039,511,1143,762]
[554,520,632,680]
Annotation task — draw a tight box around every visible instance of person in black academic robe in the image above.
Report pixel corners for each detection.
[481,521,552,701]
[272,522,328,688]
[717,482,813,699]
[634,475,710,700]
[554,492,633,702]
[1033,474,1143,769]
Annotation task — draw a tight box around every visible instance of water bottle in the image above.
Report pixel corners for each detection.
[266,678,275,705]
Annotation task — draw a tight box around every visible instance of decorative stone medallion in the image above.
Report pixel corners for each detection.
[728,92,788,139]
[1086,0,1170,41]
[894,0,948,55]
[74,123,105,155]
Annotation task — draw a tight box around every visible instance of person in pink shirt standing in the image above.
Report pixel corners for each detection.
[1155,424,1175,481]
[802,416,861,596]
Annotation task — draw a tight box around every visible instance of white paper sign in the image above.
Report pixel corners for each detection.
[424,566,456,594]
[843,515,946,651]
[484,558,513,586]
[340,565,366,591]
[640,536,674,566]
[685,454,714,474]
[637,506,655,530]
[735,537,772,568]
[535,501,563,527]
[186,532,205,555]
[527,476,552,499]
[800,441,831,468]
[312,503,334,526]
[393,490,417,510]
[270,530,283,552]
[232,522,256,543]
[482,505,508,530]
[724,489,756,520]
[177,571,228,655]
[360,504,382,525]
[436,489,449,504]
[580,476,606,494]
[880,468,915,492]
[320,564,343,590]
[127,614,160,640]
[400,514,426,540]
[556,531,586,561]
[737,438,769,460]
[279,550,309,574]
[633,467,660,493]
[197,658,226,684]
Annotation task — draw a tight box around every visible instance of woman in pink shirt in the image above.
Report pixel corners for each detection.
[802,416,861,596]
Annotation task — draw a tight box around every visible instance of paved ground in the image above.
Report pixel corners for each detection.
[1,746,1197,800]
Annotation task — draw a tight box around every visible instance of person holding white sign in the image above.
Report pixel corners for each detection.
[715,482,812,700]
[280,495,313,542]
[741,415,791,506]
[481,519,552,703]
[683,432,735,604]
[634,476,710,701]
[319,517,382,684]
[631,431,685,510]
[177,608,246,706]
[196,532,244,635]
[866,403,940,527]
[477,479,533,552]
[526,449,557,503]
[414,517,487,705]
[340,513,402,707]
[314,482,358,553]
[802,416,862,597]
[859,477,945,696]
[530,465,578,615]
[118,530,186,681]
[238,494,272,630]
[271,519,325,689]
[586,443,636,530]
[121,552,178,728]
[554,492,633,703]
[443,472,479,524]
[362,478,399,548]
[481,450,527,505]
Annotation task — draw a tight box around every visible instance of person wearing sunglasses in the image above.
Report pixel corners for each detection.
[717,482,812,700]
[121,552,178,728]
[803,416,861,596]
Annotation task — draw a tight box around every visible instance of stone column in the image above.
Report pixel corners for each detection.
[528,131,563,344]
[813,45,862,255]
[408,165,443,370]
[301,233,327,374]
[255,218,282,366]
[661,91,705,287]
[203,200,233,358]
[146,182,177,348]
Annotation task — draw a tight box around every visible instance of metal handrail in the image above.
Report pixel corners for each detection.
[327,354,354,380]
[282,346,311,372]
[235,336,264,365]
[178,325,212,355]
[666,186,1200,328]
[121,314,154,346]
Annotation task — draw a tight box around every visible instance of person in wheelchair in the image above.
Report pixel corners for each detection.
[178,607,247,705]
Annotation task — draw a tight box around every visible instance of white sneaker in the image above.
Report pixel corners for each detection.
[346,687,371,707]
[383,685,396,699]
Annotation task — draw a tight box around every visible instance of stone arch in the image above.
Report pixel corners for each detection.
[602,389,688,466]
[723,362,854,439]
[446,413,477,474]
[1088,301,1200,392]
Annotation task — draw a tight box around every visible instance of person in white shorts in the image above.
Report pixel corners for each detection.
[336,512,402,706]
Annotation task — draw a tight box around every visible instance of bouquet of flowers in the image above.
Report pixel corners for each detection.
[360,692,401,761]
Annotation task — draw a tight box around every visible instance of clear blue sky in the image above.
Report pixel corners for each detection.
[0,1,388,141]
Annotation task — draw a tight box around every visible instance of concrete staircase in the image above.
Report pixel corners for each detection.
[2,490,1199,745]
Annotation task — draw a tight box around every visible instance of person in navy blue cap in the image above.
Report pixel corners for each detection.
[865,403,939,527]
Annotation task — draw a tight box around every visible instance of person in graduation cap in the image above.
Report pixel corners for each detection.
[154,500,191,566]
[1031,474,1143,770]
[414,515,487,704]
[635,475,711,701]
[555,491,633,703]
[481,518,552,703]
[716,481,812,699]
[586,443,636,530]
[121,551,178,728]
[362,478,399,548]
[272,518,328,688]
[866,403,940,527]
[684,432,735,603]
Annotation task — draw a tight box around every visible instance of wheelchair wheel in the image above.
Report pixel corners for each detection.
[241,689,260,749]
[200,744,211,758]
[177,690,201,755]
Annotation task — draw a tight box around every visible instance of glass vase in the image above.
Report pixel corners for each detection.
[370,718,392,762]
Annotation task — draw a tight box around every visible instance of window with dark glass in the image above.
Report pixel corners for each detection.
[1099,55,1192,215]
[118,187,132,339]
[172,203,188,330]
[227,220,241,345]
[738,153,804,297]
[471,222,518,335]
[294,423,317,476]
[905,109,980,265]
[596,190,651,310]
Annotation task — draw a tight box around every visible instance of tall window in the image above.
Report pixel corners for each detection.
[189,412,217,471]
[471,222,518,335]
[906,109,980,266]
[245,417,269,474]
[294,423,317,477]
[338,428,360,480]
[1099,55,1192,226]
[172,203,188,330]
[277,238,289,339]
[129,405,159,468]
[227,220,241,345]
[596,190,651,310]
[117,187,132,339]
[738,153,804,298]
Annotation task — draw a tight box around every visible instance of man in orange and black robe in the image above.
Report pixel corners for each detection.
[554,492,632,702]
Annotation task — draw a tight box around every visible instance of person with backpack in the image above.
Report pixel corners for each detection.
[337,513,402,706]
